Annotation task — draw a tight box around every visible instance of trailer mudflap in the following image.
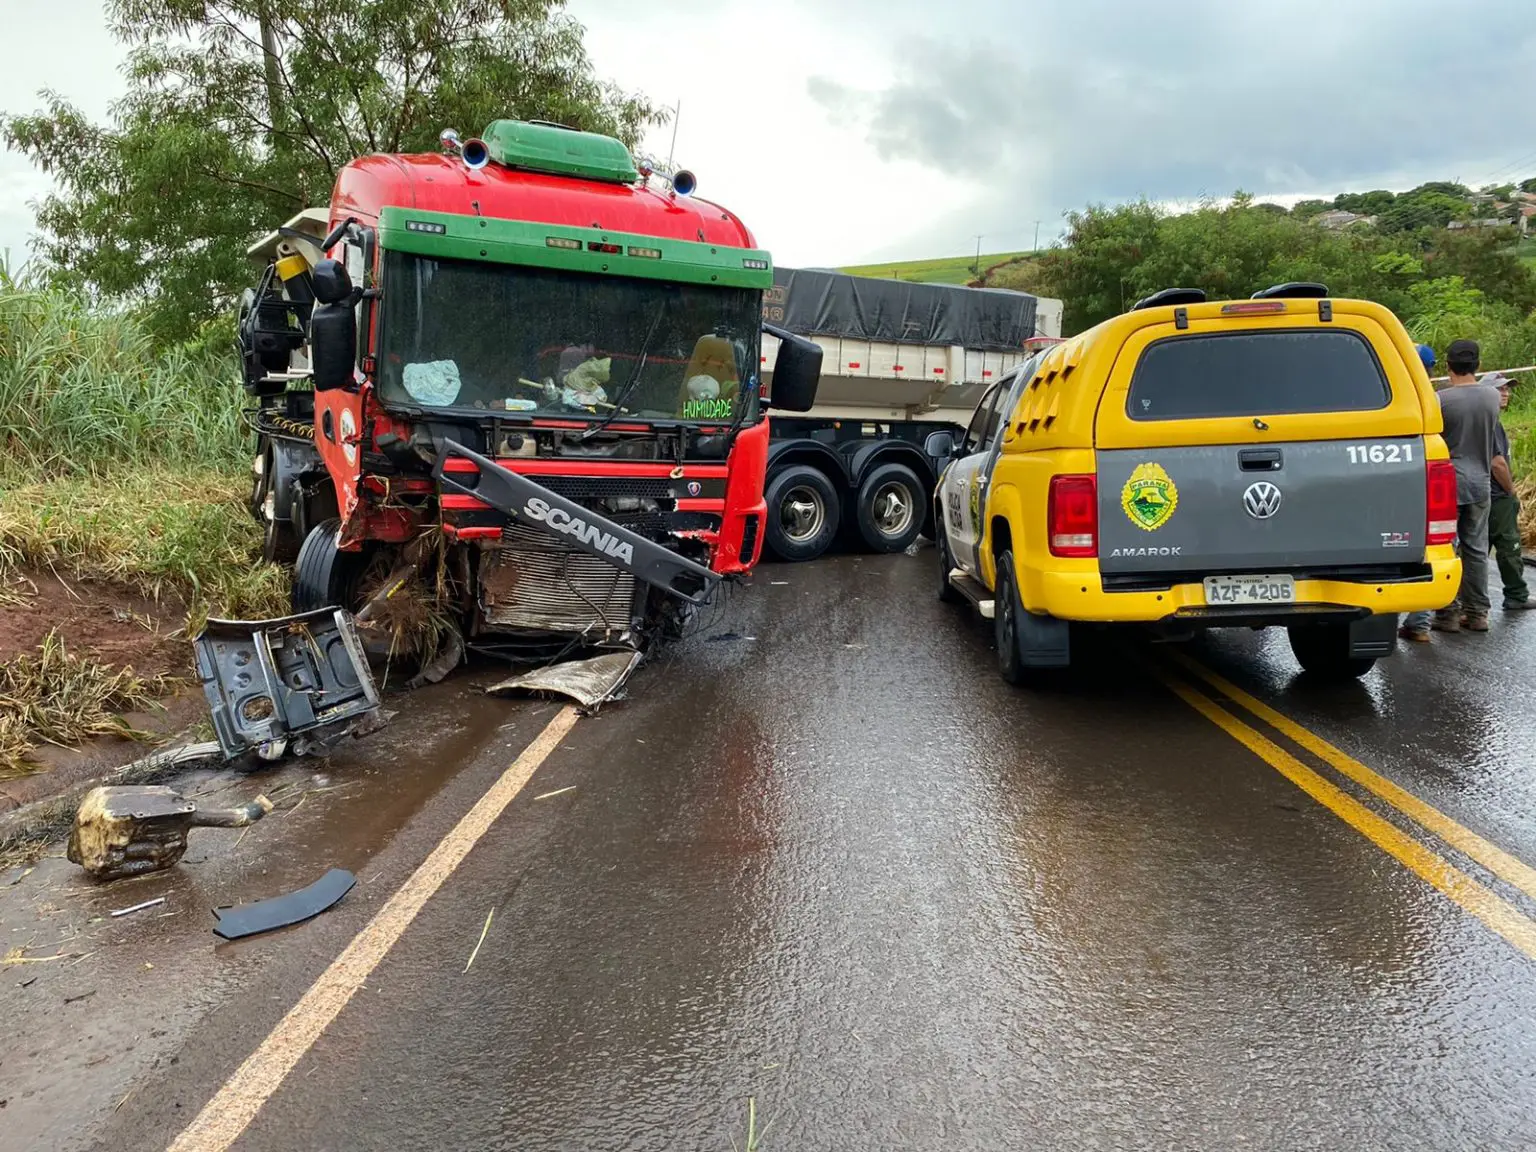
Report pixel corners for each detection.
[434,440,723,604]
[195,608,381,759]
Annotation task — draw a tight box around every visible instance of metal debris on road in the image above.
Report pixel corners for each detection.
[110,897,167,918]
[212,868,356,941]
[67,785,274,881]
[464,908,495,973]
[488,649,642,708]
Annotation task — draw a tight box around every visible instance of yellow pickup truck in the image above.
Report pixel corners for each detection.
[930,283,1461,682]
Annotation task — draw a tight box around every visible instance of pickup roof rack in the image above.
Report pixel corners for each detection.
[1252,282,1330,300]
[1132,288,1206,311]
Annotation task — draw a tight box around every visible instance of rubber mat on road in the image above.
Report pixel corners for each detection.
[488,649,642,709]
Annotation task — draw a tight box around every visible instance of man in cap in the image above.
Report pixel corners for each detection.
[1429,339,1503,634]
[1483,370,1533,609]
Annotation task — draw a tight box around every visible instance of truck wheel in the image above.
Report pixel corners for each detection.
[292,518,362,613]
[855,462,925,553]
[1287,623,1377,680]
[935,519,963,604]
[764,464,840,562]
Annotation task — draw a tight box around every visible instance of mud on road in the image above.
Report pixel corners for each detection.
[5,549,1536,1151]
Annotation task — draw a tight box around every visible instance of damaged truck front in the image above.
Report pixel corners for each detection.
[237,120,822,677]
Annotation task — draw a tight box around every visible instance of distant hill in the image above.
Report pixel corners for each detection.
[838,252,1035,286]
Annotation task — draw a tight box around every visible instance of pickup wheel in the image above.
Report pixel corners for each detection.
[994,551,1027,685]
[935,519,963,603]
[764,464,840,562]
[854,462,925,553]
[1287,623,1377,680]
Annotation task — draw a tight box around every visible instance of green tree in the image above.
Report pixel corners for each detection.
[2,0,663,344]
[1034,200,1165,332]
[1423,224,1536,314]
[1333,189,1395,215]
[1292,199,1331,220]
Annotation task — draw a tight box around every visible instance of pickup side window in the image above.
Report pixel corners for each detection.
[1127,330,1391,421]
[962,382,1002,454]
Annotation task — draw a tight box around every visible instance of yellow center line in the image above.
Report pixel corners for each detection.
[1156,667,1536,962]
[1167,649,1536,905]
[167,704,581,1152]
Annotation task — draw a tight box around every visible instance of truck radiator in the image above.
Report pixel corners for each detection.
[479,522,636,635]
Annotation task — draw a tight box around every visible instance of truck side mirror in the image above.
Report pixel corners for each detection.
[310,303,357,391]
[924,429,956,459]
[763,323,821,413]
[311,258,354,305]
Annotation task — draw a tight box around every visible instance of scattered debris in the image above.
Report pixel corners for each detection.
[488,649,642,708]
[63,989,96,1005]
[67,785,273,881]
[464,907,495,973]
[533,786,576,801]
[195,608,382,760]
[18,976,37,989]
[110,896,167,918]
[706,632,757,643]
[212,867,356,941]
[3,866,33,888]
[770,581,790,586]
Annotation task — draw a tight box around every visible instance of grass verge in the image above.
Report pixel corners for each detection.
[0,630,168,778]
[0,465,290,632]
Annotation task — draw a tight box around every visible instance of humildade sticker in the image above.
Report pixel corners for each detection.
[1122,462,1178,531]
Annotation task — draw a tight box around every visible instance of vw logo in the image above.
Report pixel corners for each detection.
[1243,481,1283,519]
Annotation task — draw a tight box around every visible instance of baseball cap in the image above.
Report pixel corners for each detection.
[1415,343,1435,370]
[1447,338,1481,365]
[1483,371,1517,389]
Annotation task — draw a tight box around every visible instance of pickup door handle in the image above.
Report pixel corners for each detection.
[1238,448,1282,472]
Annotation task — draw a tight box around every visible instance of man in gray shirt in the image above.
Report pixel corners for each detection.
[1431,339,1504,633]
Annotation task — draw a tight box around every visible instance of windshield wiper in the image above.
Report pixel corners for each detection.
[578,301,667,441]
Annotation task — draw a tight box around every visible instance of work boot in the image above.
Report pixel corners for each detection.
[1432,611,1462,633]
[1504,597,1536,610]
[1461,613,1490,632]
[1398,625,1430,643]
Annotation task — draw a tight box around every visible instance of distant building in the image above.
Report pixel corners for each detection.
[1313,210,1376,230]
[1448,217,1526,234]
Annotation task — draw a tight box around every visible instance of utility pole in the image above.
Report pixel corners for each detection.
[972,234,983,275]
[1033,220,1041,251]
[665,101,681,171]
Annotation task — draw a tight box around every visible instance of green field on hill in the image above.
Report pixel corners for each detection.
[838,252,1034,285]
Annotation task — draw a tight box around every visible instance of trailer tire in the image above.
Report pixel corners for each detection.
[854,462,925,553]
[292,518,362,613]
[764,464,840,562]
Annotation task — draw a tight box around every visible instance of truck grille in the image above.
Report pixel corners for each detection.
[479,522,635,635]
[536,476,674,502]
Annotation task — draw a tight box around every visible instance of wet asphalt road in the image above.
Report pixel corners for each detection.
[6,549,1536,1150]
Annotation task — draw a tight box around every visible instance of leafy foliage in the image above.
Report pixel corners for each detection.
[2,0,663,344]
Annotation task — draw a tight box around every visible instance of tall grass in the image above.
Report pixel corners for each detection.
[0,262,288,624]
[0,262,248,476]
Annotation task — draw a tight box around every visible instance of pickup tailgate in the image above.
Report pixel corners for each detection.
[1093,313,1429,578]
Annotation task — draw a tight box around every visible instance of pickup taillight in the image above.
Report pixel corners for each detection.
[1048,474,1098,557]
[1426,459,1457,546]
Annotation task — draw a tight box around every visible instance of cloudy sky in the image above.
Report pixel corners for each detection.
[4,0,1536,271]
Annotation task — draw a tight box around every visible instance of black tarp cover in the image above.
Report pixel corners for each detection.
[763,267,1038,352]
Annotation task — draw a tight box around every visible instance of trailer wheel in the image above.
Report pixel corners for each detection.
[854,462,925,553]
[292,518,364,613]
[764,464,840,562]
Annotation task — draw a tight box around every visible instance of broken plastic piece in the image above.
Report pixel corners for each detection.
[195,608,381,759]
[212,868,356,941]
[67,786,274,882]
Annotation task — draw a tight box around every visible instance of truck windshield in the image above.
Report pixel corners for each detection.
[377,252,760,423]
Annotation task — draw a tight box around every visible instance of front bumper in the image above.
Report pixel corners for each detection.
[1023,554,1462,623]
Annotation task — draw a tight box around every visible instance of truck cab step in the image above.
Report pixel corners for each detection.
[948,570,995,618]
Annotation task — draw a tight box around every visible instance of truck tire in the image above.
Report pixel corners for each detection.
[854,462,925,553]
[764,464,840,562]
[292,518,360,613]
[935,518,963,604]
[1287,623,1377,680]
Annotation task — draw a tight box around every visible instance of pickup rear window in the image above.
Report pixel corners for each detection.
[1127,330,1391,421]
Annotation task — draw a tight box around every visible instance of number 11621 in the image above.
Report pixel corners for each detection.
[1348,443,1413,465]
